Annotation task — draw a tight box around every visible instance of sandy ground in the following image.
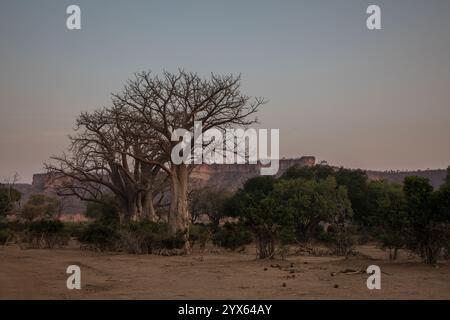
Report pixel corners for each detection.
[1,243,449,300]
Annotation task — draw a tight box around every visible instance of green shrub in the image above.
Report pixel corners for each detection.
[160,230,186,250]
[21,194,62,221]
[189,224,210,249]
[316,230,335,244]
[64,222,88,238]
[121,220,185,251]
[78,222,119,251]
[24,220,69,248]
[78,220,185,253]
[319,226,355,256]
[2,221,30,232]
[0,220,8,230]
[0,229,14,245]
[85,197,119,225]
[118,220,167,254]
[212,222,253,250]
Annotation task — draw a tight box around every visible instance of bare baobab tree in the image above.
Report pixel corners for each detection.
[46,69,264,250]
[111,70,265,248]
[46,107,166,223]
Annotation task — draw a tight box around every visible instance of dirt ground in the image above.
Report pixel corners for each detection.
[1,243,449,299]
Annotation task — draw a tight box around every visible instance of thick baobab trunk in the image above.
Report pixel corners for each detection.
[117,193,139,223]
[142,190,157,222]
[132,193,142,222]
[168,164,190,251]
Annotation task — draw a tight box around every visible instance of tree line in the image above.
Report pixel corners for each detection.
[202,165,450,263]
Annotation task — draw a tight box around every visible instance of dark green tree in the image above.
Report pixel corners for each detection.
[0,186,21,217]
[433,167,450,258]
[403,176,447,264]
[188,187,231,231]
[367,180,408,260]
[228,176,289,259]
[274,176,354,256]
[334,168,369,224]
[281,165,370,225]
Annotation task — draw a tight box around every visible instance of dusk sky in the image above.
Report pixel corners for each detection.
[1,0,450,183]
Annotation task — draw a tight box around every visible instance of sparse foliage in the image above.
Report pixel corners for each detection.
[21,194,62,222]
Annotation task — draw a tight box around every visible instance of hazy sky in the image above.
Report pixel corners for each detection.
[1,0,450,183]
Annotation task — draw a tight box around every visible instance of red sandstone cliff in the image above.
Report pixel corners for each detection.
[14,157,448,216]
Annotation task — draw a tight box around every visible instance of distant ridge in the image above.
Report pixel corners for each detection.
[11,157,448,215]
[366,169,447,189]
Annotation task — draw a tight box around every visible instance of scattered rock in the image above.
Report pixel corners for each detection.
[264,267,268,271]
[340,269,364,275]
[334,284,339,289]
[282,282,287,287]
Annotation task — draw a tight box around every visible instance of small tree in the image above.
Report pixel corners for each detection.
[281,165,370,226]
[188,189,205,225]
[367,180,408,260]
[433,167,450,259]
[188,187,231,231]
[274,177,353,256]
[403,176,448,264]
[229,176,292,259]
[21,194,62,222]
[0,186,21,218]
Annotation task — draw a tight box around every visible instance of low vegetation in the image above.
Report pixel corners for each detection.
[0,166,449,264]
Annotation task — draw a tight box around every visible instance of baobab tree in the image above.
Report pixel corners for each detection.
[46,107,166,223]
[47,69,264,251]
[111,70,265,248]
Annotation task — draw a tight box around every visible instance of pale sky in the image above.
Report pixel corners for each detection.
[1,0,450,183]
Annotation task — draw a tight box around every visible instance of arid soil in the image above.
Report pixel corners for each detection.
[1,243,449,299]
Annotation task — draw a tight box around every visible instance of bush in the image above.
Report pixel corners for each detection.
[24,220,69,248]
[0,229,14,245]
[85,197,119,225]
[325,227,355,257]
[0,186,21,218]
[403,176,450,264]
[21,195,62,221]
[0,220,8,231]
[78,222,119,251]
[189,224,211,249]
[78,220,185,253]
[64,222,88,238]
[212,222,253,250]
[160,230,186,251]
[5,221,27,232]
[119,221,186,253]
[316,230,335,244]
[118,220,166,254]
